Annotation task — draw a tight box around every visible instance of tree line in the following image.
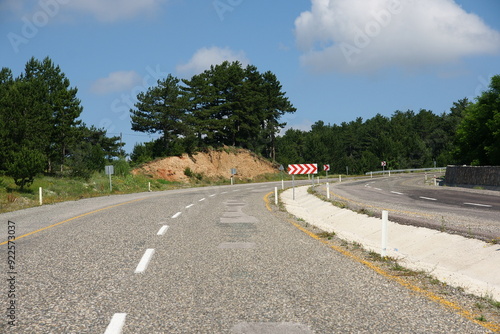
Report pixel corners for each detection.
[130,61,296,163]
[0,57,124,188]
[275,75,500,174]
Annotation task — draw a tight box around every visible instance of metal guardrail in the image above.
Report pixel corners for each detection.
[365,167,446,175]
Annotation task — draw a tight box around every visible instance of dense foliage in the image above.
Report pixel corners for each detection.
[0,57,124,187]
[130,61,296,162]
[275,75,500,174]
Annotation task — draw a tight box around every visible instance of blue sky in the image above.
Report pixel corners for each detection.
[1,0,499,154]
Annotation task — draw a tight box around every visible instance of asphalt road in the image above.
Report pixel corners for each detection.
[0,182,492,333]
[327,174,500,240]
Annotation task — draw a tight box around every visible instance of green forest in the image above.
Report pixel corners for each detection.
[0,57,124,188]
[1,56,499,188]
[275,74,499,174]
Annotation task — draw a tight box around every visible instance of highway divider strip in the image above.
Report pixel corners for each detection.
[263,191,500,333]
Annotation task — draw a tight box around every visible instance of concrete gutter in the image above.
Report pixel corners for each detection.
[281,185,500,301]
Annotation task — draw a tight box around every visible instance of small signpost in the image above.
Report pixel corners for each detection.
[324,164,330,182]
[288,164,317,200]
[279,164,285,189]
[230,168,237,185]
[105,165,114,191]
[381,161,387,175]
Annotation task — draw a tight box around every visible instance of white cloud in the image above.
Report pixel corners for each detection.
[176,46,250,76]
[91,70,142,95]
[295,0,500,73]
[66,0,165,22]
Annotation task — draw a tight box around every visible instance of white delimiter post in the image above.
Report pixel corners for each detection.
[381,210,389,257]
[326,183,330,199]
[274,187,278,206]
[39,187,42,206]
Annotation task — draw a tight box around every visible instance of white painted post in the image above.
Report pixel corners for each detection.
[326,183,330,199]
[148,182,151,192]
[339,175,342,183]
[275,187,278,206]
[370,171,373,178]
[281,179,284,190]
[389,170,391,177]
[39,187,42,206]
[381,210,388,257]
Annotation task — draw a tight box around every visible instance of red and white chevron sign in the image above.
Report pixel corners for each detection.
[288,164,318,175]
[323,164,330,172]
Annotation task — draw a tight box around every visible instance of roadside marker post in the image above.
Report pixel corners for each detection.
[39,187,42,206]
[275,187,278,206]
[381,210,389,257]
[326,183,330,199]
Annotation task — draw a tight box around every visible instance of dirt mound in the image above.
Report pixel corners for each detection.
[132,147,279,183]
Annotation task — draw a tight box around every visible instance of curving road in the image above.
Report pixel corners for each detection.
[0,182,492,333]
[328,174,500,240]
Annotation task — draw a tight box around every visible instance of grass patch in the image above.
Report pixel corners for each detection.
[0,173,186,214]
[316,231,336,240]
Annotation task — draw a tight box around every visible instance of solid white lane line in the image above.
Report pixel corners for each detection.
[199,198,206,202]
[104,313,127,334]
[391,191,404,195]
[134,249,155,274]
[464,202,492,208]
[172,212,182,218]
[157,225,169,236]
[185,204,194,209]
[419,196,437,201]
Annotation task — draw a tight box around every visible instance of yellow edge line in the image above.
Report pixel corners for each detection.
[1,198,146,246]
[264,191,500,333]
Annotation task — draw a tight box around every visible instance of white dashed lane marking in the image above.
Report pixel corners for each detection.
[391,191,404,195]
[419,196,437,201]
[199,198,206,202]
[104,313,127,334]
[464,202,492,208]
[157,225,169,236]
[185,204,194,209]
[134,249,155,274]
[172,212,182,218]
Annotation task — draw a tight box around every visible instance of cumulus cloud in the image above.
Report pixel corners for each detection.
[176,46,250,76]
[91,70,142,95]
[294,0,500,73]
[66,0,165,22]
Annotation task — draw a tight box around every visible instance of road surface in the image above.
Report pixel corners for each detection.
[327,174,500,241]
[0,182,492,333]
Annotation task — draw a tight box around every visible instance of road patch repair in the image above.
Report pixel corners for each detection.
[281,186,500,302]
